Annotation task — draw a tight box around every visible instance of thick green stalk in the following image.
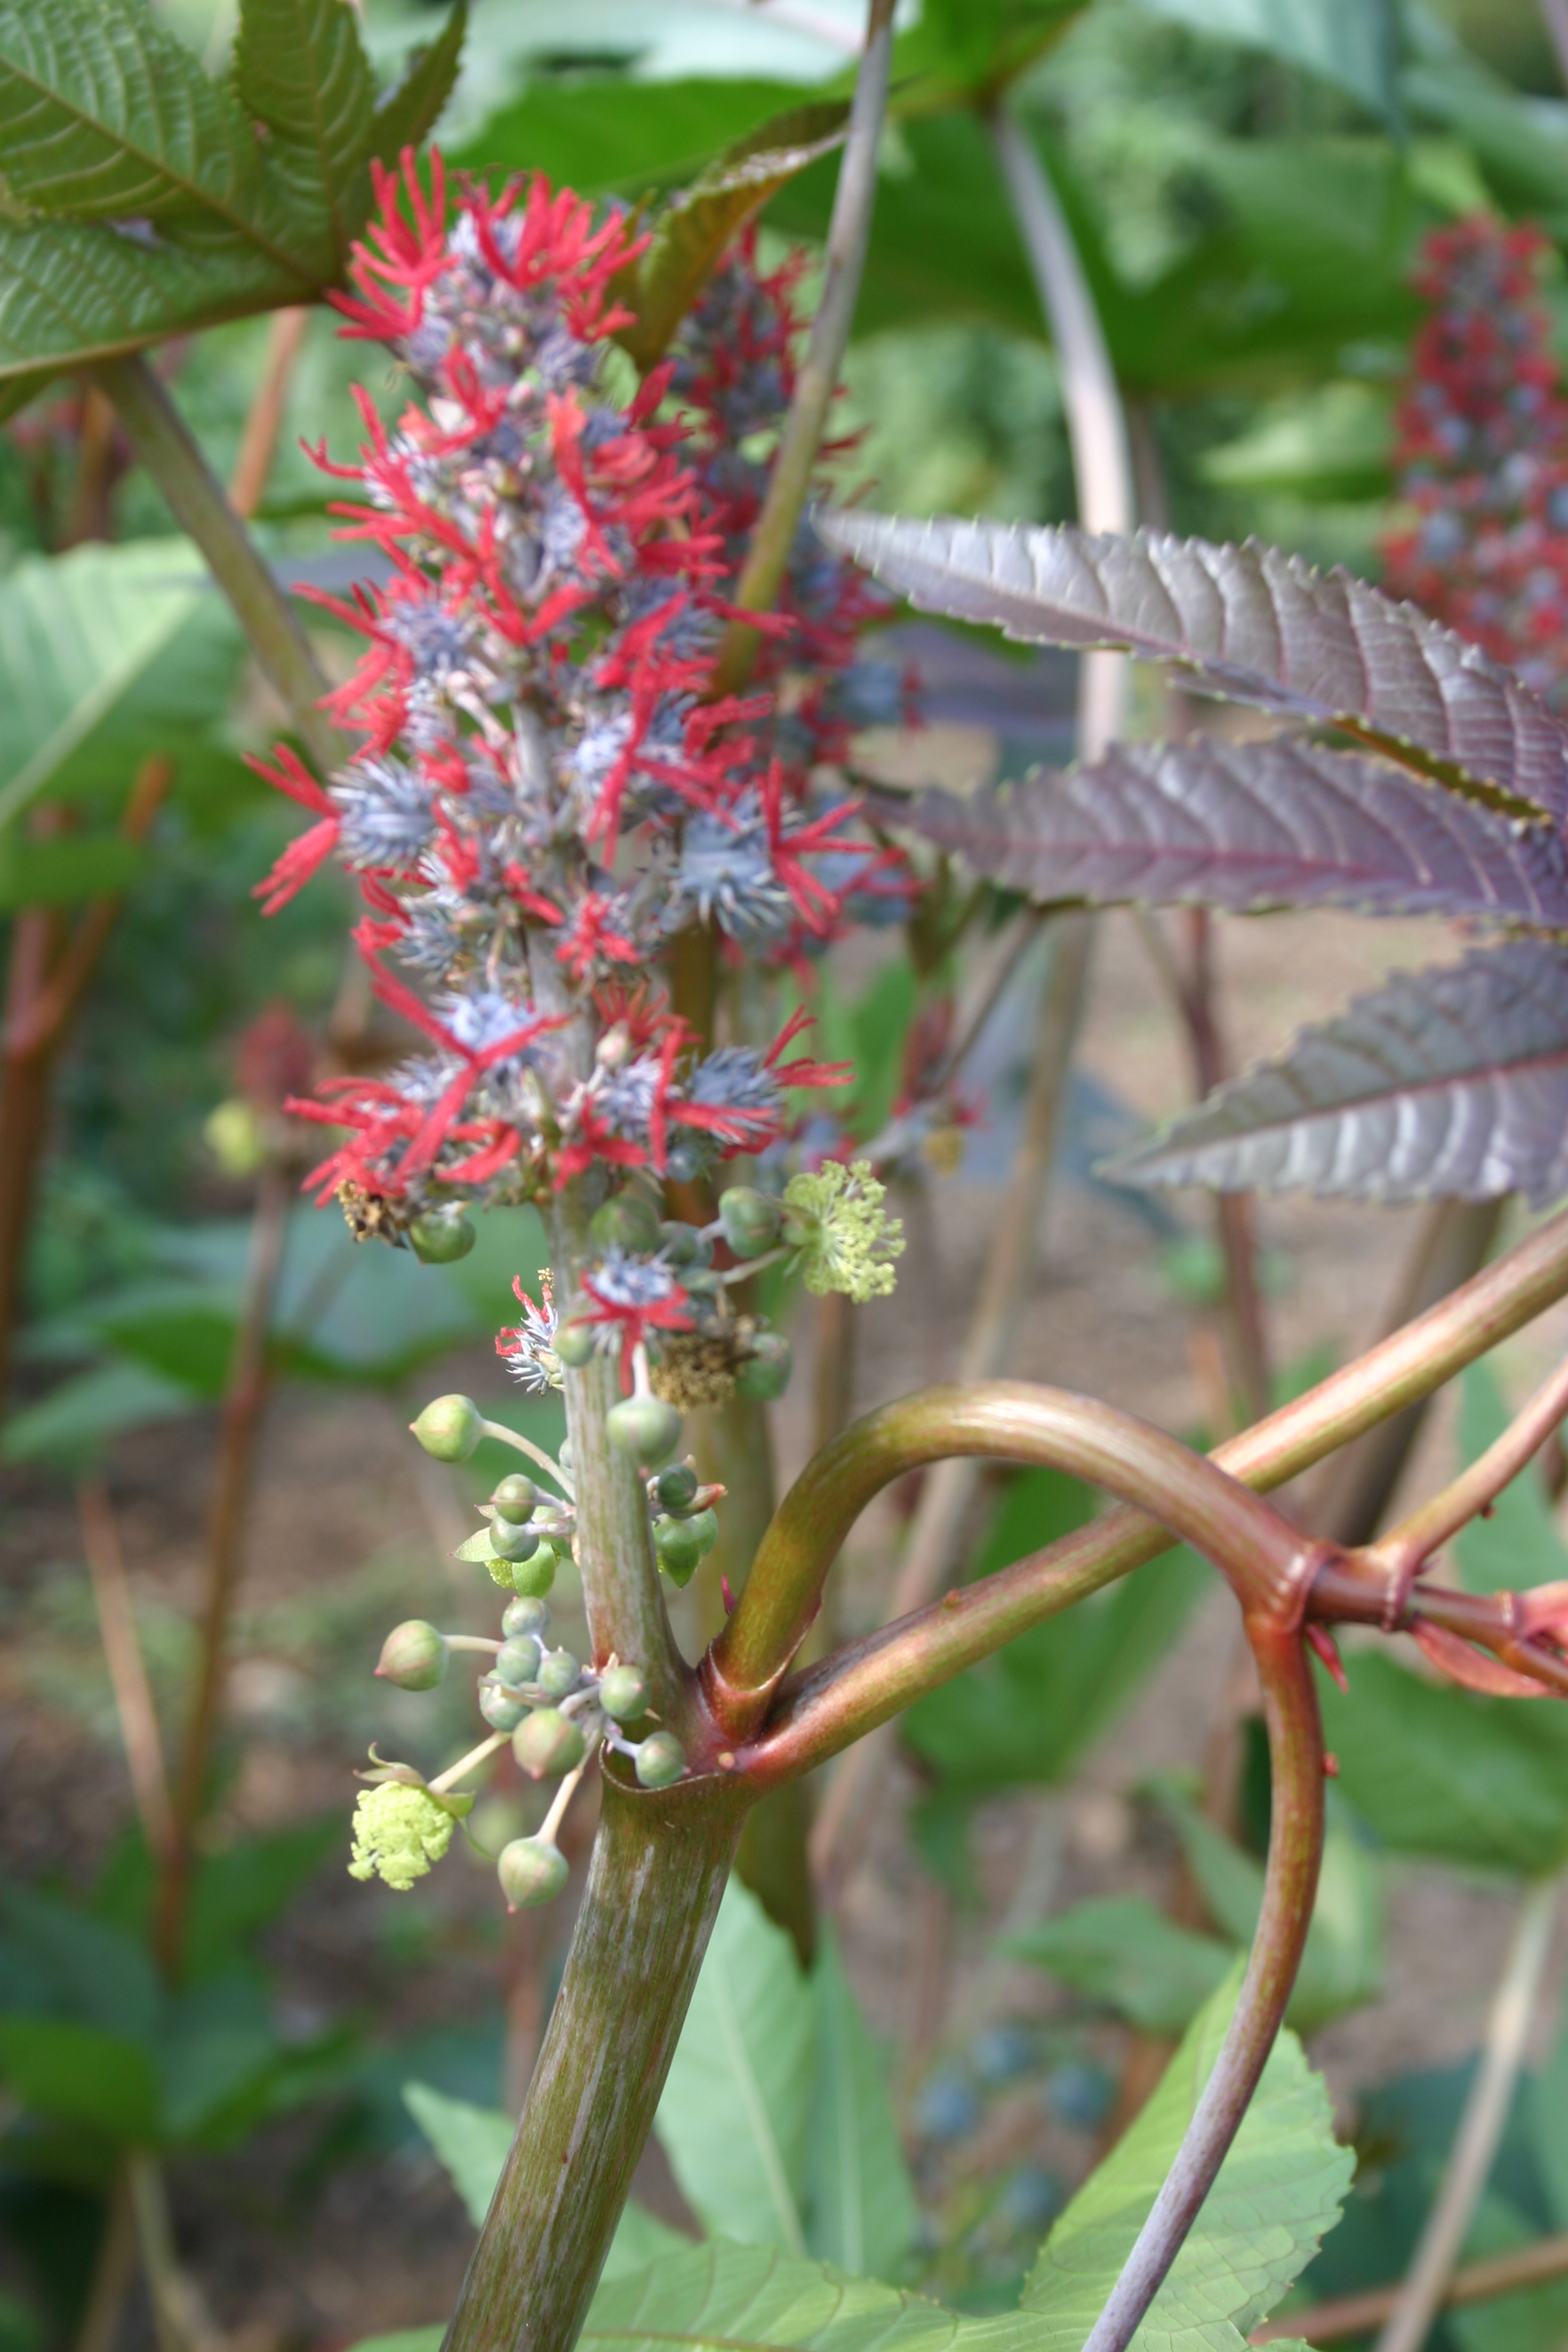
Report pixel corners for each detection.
[443,1772,748,2352]
[92,353,342,776]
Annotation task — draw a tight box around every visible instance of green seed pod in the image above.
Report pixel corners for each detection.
[374,1619,446,1690]
[590,1191,662,1254]
[501,1596,550,1639]
[634,1730,687,1789]
[489,1517,541,1563]
[409,1210,477,1265]
[554,1321,596,1369]
[512,1707,588,1781]
[597,1664,648,1723]
[734,1330,793,1403]
[606,1395,682,1465]
[558,1439,574,1472]
[492,1474,537,1525]
[717,1186,782,1259]
[410,1393,482,1462]
[497,1836,569,1911]
[652,1508,718,1588]
[654,1461,700,1514]
[535,1646,581,1700]
[658,1221,711,1269]
[505,1546,558,1601]
[479,1682,528,1733]
[495,1634,543,1687]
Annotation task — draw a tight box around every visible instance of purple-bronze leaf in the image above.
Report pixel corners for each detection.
[817,510,1568,823]
[899,737,1568,926]
[1111,939,1568,1206]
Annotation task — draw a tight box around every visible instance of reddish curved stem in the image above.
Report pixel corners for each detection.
[1082,1620,1325,2351]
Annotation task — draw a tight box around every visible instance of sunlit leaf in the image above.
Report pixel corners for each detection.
[1107,941,1568,1206]
[1007,1896,1233,2037]
[805,1931,918,2278]
[818,511,1568,822]
[1021,1971,1353,2347]
[454,77,809,197]
[893,739,1568,927]
[234,0,377,279]
[1135,0,1400,126]
[368,2,467,169]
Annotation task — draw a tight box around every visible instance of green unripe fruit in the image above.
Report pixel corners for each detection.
[495,1635,543,1687]
[497,1836,569,1911]
[597,1664,648,1723]
[606,1395,682,1465]
[410,1393,482,1462]
[590,1191,662,1254]
[512,1707,588,1781]
[409,1210,476,1265]
[658,1221,711,1269]
[535,1646,581,1700]
[554,1321,596,1369]
[717,1186,782,1258]
[652,1508,718,1588]
[374,1619,446,1690]
[734,1331,793,1403]
[559,1439,573,1472]
[505,1545,557,1601]
[502,1596,550,1639]
[654,1461,700,1514]
[492,1474,537,1524]
[488,1517,540,1563]
[479,1682,528,1732]
[634,1730,687,1789]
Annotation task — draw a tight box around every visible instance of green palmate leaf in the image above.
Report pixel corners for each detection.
[0,831,143,912]
[805,1931,918,2279]
[1406,54,1568,230]
[619,101,848,371]
[1135,0,1400,125]
[1319,1650,1568,1875]
[1007,1897,1233,2037]
[583,2244,985,2352]
[0,539,240,831]
[1107,940,1568,1207]
[1455,1363,1568,1596]
[234,0,377,279]
[1,1358,199,1466]
[453,77,808,198]
[891,0,1086,110]
[0,2016,161,2144]
[655,1880,814,2254]
[1021,1971,1352,2349]
[1152,1786,1383,2034]
[818,513,1568,824]
[368,2,467,171]
[403,2082,689,2275]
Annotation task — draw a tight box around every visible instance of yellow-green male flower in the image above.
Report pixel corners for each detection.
[348,1782,456,1890]
[782,1159,904,1303]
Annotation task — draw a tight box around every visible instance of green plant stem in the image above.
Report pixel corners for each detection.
[74,2163,138,2352]
[741,1201,1568,1775]
[155,1160,290,1978]
[1370,1345,1568,1596]
[91,352,342,774]
[707,0,897,698]
[478,1418,575,1499]
[443,1770,749,2352]
[1372,1871,1561,2352]
[1083,1622,1324,2352]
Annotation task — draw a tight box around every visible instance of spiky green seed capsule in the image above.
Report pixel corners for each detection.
[495,1635,543,1687]
[409,1210,476,1265]
[479,1683,528,1732]
[735,1330,792,1403]
[554,1321,596,1369]
[502,1596,550,1639]
[606,1396,682,1465]
[658,1221,710,1268]
[512,1708,587,1780]
[374,1619,446,1691]
[654,1461,700,1514]
[348,1784,454,1889]
[634,1731,686,1789]
[534,1646,581,1700]
[410,1394,482,1462]
[590,1191,662,1253]
[597,1664,648,1722]
[497,1836,569,1911]
[718,1186,782,1258]
[652,1508,717,1587]
[492,1474,537,1524]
